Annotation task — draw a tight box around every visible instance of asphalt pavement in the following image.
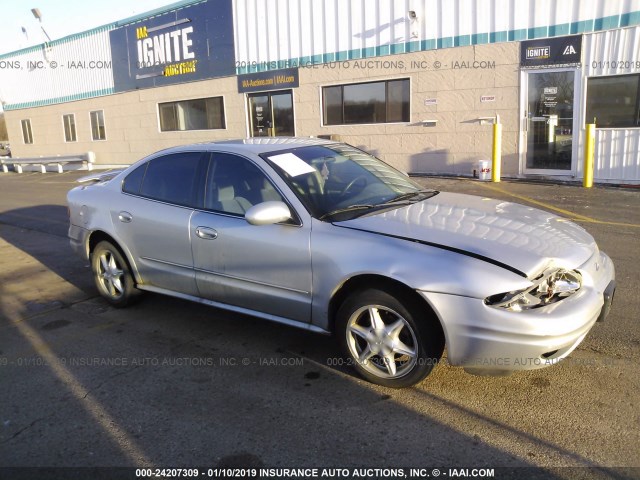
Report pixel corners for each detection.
[0,171,638,480]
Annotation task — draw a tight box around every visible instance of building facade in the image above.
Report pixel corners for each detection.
[0,0,639,183]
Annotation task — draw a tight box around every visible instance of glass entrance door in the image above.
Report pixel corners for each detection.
[247,90,294,137]
[524,71,576,172]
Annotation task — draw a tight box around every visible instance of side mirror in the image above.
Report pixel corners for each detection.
[245,201,291,226]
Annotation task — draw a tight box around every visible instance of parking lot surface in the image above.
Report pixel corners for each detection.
[0,171,638,479]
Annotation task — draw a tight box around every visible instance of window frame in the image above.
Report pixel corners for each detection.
[157,96,227,132]
[62,113,77,142]
[586,73,640,129]
[21,119,33,144]
[89,110,107,141]
[321,77,411,126]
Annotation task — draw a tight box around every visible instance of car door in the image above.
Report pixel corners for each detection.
[190,152,312,323]
[115,151,206,296]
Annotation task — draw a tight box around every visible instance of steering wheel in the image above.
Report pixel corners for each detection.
[338,175,368,198]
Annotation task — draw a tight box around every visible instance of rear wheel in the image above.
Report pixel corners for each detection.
[336,288,444,388]
[91,241,139,307]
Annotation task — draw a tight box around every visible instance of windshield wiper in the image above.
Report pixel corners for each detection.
[319,204,376,221]
[319,190,439,221]
[383,189,439,204]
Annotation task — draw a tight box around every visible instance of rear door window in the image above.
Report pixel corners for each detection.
[139,152,203,207]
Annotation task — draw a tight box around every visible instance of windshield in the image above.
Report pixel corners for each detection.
[262,144,437,220]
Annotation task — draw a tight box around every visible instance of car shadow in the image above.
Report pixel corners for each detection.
[0,205,95,302]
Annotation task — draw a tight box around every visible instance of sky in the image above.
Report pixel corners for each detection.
[0,0,182,55]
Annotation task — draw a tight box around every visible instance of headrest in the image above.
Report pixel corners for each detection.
[217,184,235,200]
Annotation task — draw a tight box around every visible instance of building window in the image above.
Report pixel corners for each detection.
[322,79,410,125]
[63,114,77,142]
[21,119,33,144]
[586,74,640,128]
[90,110,106,140]
[159,97,226,131]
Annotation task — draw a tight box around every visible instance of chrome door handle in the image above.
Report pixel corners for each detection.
[195,226,218,240]
[118,211,132,223]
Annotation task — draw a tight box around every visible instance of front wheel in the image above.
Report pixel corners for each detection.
[91,241,139,307]
[336,288,444,388]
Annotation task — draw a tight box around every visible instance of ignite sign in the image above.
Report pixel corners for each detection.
[520,35,582,68]
[526,46,550,60]
[135,22,195,72]
[109,0,235,92]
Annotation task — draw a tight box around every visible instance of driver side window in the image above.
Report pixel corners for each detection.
[204,153,284,215]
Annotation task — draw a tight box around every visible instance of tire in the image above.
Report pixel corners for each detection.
[336,288,444,388]
[91,241,139,308]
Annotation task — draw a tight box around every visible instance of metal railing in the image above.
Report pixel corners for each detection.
[1,152,95,173]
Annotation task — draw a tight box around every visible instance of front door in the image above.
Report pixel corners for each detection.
[522,70,578,174]
[248,90,295,137]
[190,152,312,323]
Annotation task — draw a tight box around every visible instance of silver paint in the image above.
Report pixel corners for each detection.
[67,138,615,374]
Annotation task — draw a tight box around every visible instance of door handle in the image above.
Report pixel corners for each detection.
[118,211,132,223]
[195,226,218,240]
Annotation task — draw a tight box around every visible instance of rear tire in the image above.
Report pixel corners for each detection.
[91,241,139,308]
[336,288,444,388]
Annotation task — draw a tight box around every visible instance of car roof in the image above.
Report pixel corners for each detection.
[155,137,338,157]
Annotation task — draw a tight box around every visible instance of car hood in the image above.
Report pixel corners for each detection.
[336,192,596,278]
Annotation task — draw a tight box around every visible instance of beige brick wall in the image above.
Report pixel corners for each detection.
[5,76,248,165]
[295,43,521,175]
[5,42,521,175]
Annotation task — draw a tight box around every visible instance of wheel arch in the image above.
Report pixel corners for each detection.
[88,230,141,285]
[328,274,446,346]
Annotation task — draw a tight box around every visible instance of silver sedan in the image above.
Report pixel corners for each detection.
[67,138,616,388]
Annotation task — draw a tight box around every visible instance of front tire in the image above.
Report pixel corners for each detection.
[336,288,444,388]
[91,241,139,308]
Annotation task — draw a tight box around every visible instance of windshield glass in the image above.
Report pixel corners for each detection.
[262,144,437,220]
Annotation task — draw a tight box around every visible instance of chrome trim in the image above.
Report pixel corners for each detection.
[137,285,327,334]
[193,266,310,295]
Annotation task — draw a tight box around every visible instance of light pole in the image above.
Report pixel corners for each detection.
[31,8,52,43]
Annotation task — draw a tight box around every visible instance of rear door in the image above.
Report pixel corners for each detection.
[115,152,206,295]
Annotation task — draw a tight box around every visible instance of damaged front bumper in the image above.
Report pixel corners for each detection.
[420,250,615,375]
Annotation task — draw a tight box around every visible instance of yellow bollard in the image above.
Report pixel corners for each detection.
[583,123,595,188]
[491,120,502,182]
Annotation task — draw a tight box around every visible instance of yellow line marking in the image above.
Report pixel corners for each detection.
[477,182,640,228]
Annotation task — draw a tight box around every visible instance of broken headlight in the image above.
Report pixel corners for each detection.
[485,269,582,311]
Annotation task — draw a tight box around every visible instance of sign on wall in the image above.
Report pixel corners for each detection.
[520,35,582,68]
[237,68,299,93]
[109,0,235,92]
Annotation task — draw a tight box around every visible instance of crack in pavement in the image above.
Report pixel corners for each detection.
[1,412,57,444]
